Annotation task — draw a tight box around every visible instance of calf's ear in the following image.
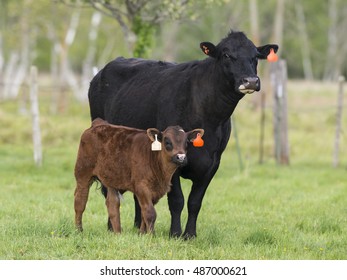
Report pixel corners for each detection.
[257,44,279,59]
[147,128,162,142]
[187,129,205,142]
[200,42,217,58]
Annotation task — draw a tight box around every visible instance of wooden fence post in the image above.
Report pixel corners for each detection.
[29,65,42,167]
[333,75,345,168]
[271,60,290,165]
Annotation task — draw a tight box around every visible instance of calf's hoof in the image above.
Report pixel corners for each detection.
[75,226,83,233]
[107,219,114,232]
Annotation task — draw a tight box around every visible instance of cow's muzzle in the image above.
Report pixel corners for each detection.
[172,153,187,166]
[238,77,260,94]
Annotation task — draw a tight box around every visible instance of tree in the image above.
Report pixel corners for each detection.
[58,0,188,58]
[60,0,230,58]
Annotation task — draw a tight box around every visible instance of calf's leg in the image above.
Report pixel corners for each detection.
[140,203,156,234]
[101,185,114,231]
[105,187,121,233]
[74,178,92,231]
[136,193,156,234]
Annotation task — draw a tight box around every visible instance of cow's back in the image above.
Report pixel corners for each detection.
[88,58,174,121]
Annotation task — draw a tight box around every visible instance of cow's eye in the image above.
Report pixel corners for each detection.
[223,53,236,61]
[164,138,173,151]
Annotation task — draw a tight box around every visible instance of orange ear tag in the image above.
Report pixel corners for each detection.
[193,133,204,147]
[267,48,278,62]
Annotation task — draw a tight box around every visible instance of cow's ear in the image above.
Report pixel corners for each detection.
[147,128,162,142]
[200,42,217,58]
[256,44,279,59]
[187,129,205,142]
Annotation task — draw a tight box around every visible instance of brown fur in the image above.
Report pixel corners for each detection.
[74,118,203,234]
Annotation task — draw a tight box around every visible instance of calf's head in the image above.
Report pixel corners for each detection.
[200,31,278,94]
[147,126,204,166]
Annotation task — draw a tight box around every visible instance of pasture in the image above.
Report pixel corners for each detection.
[0,80,346,260]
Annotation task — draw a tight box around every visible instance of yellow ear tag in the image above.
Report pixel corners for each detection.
[151,134,162,151]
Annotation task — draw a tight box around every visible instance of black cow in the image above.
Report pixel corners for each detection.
[88,30,278,239]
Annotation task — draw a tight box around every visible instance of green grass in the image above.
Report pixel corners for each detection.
[0,81,346,259]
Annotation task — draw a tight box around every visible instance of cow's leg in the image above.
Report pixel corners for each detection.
[180,149,222,239]
[183,164,220,239]
[101,185,114,231]
[167,173,184,237]
[105,188,121,233]
[74,178,92,232]
[182,181,209,239]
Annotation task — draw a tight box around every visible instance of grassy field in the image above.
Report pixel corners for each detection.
[0,80,346,260]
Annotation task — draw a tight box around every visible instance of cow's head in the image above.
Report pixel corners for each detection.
[200,31,278,94]
[147,126,204,166]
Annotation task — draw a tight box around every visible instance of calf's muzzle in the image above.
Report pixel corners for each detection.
[173,153,187,166]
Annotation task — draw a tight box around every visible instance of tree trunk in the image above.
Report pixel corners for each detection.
[11,0,32,99]
[295,2,314,80]
[79,12,102,102]
[58,9,81,110]
[273,0,285,55]
[0,33,3,84]
[249,0,260,46]
[2,52,19,99]
[323,0,338,81]
[0,0,7,99]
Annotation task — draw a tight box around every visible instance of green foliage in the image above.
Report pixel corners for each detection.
[132,16,156,58]
[2,0,347,78]
[0,81,346,259]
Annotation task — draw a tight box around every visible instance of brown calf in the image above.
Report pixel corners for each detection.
[74,118,204,234]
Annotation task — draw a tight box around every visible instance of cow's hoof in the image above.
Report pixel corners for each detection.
[182,232,197,240]
[134,220,141,229]
[169,230,182,239]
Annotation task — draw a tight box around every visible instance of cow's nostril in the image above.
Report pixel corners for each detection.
[243,77,258,84]
[242,77,250,85]
[242,77,259,89]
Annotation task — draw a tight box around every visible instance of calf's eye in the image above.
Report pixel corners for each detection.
[164,138,173,151]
